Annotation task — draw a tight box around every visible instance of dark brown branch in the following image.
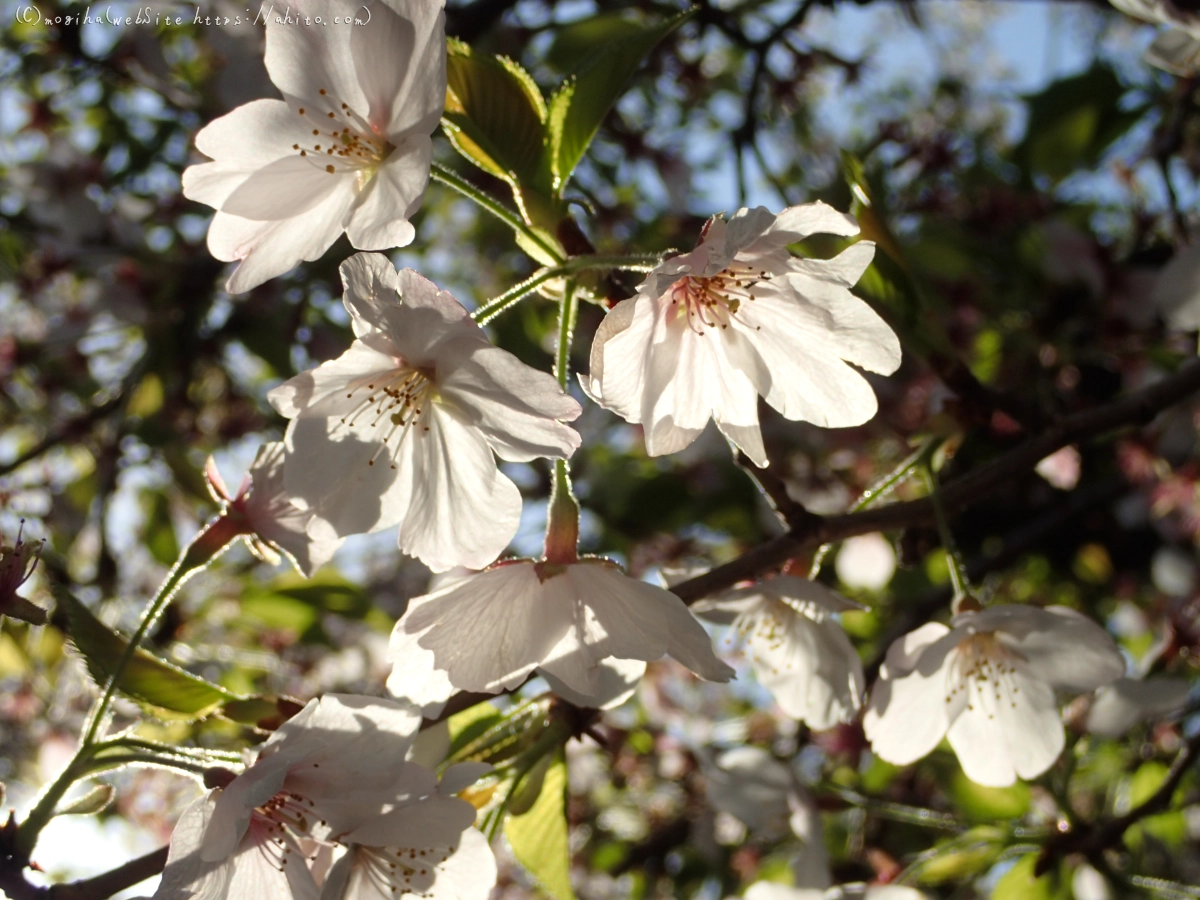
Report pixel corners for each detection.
[1036,729,1200,875]
[671,358,1200,604]
[0,393,124,480]
[0,846,167,900]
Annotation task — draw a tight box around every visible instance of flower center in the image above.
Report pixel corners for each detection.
[249,790,324,874]
[669,264,769,334]
[291,88,392,181]
[946,632,1024,717]
[340,366,436,468]
[353,844,453,895]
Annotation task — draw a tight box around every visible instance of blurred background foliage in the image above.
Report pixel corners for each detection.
[3,0,1200,897]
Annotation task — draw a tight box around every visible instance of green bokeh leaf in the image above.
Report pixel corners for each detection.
[1013,64,1146,182]
[58,588,235,720]
[505,750,575,900]
[993,854,1071,900]
[546,9,692,191]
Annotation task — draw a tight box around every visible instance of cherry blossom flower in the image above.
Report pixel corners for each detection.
[863,606,1125,787]
[155,694,494,900]
[0,523,46,625]
[206,442,344,576]
[181,0,446,292]
[702,746,829,887]
[583,203,901,466]
[1085,676,1191,738]
[1110,1,1200,76]
[694,575,865,729]
[388,558,733,707]
[745,883,928,900]
[268,254,581,572]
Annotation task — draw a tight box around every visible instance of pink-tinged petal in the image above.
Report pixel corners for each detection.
[338,252,403,337]
[721,206,778,257]
[269,340,397,420]
[343,793,479,851]
[728,292,890,429]
[540,656,646,710]
[582,296,641,408]
[221,156,349,221]
[155,794,234,900]
[387,613,457,718]
[221,824,319,900]
[352,0,447,138]
[786,240,877,290]
[324,825,495,900]
[863,629,962,766]
[202,758,289,861]
[1086,677,1191,738]
[264,1,368,118]
[880,622,951,677]
[397,405,520,571]
[440,343,581,462]
[567,562,734,684]
[758,201,861,247]
[207,181,357,293]
[193,99,305,168]
[281,413,414,538]
[344,135,431,250]
[1003,606,1125,693]
[244,442,343,576]
[946,666,1063,786]
[405,563,574,693]
[747,607,864,729]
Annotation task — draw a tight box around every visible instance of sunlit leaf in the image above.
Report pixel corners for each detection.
[58,588,235,720]
[505,750,575,900]
[546,10,692,191]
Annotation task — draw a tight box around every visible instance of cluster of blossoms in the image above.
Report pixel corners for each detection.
[155,695,494,900]
[156,0,1151,894]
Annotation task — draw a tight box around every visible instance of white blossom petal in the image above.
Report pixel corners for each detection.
[946,665,1063,787]
[1086,677,1191,738]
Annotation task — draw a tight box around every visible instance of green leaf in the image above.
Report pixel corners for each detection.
[546,9,692,191]
[1013,64,1147,182]
[992,854,1071,900]
[444,39,550,192]
[950,771,1030,821]
[447,701,505,760]
[58,589,236,720]
[505,750,575,900]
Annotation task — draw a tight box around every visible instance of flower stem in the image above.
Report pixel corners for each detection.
[472,253,663,325]
[544,283,580,564]
[430,162,565,265]
[922,460,971,607]
[16,513,243,860]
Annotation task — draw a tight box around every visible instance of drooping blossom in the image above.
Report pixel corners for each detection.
[583,203,901,466]
[744,882,928,900]
[1110,1,1200,76]
[694,575,865,729]
[206,442,344,576]
[268,254,581,572]
[387,558,733,708]
[154,694,495,900]
[864,606,1125,787]
[0,522,46,625]
[182,0,446,292]
[1084,676,1191,738]
[702,746,830,886]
